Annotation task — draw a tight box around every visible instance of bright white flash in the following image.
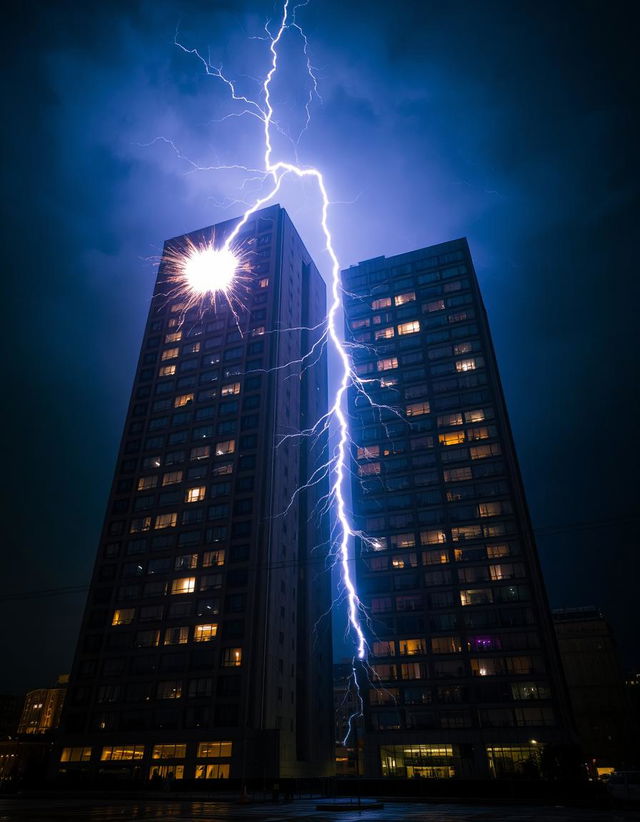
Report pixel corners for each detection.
[183,244,238,294]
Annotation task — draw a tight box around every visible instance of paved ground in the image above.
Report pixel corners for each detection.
[0,797,638,822]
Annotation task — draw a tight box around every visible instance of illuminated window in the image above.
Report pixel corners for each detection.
[175,554,198,570]
[100,745,144,761]
[165,331,182,343]
[137,476,158,491]
[486,745,542,779]
[157,680,182,699]
[443,467,472,482]
[438,413,463,427]
[358,461,381,476]
[357,445,380,460]
[430,636,462,654]
[259,278,269,288]
[426,299,446,312]
[465,408,486,423]
[203,550,225,567]
[439,431,465,446]
[453,341,472,355]
[451,525,482,542]
[215,439,235,456]
[171,577,196,595]
[194,623,218,642]
[159,364,176,377]
[164,626,189,645]
[470,443,501,460]
[422,549,449,565]
[455,358,476,372]
[460,589,494,606]
[372,297,392,310]
[161,348,180,361]
[398,320,420,335]
[394,291,416,306]
[112,609,135,626]
[487,543,510,559]
[152,744,186,759]
[467,426,491,441]
[60,747,92,762]
[162,471,183,486]
[195,763,230,779]
[478,502,502,518]
[375,326,394,340]
[373,640,395,656]
[197,741,232,758]
[222,647,242,667]
[251,326,265,336]
[185,486,206,503]
[377,357,398,372]
[184,342,201,353]
[190,445,210,461]
[390,533,415,549]
[130,517,151,533]
[399,638,425,655]
[420,530,446,545]
[406,401,430,417]
[221,382,241,396]
[174,393,194,408]
[155,512,177,529]
[391,553,417,569]
[351,318,370,330]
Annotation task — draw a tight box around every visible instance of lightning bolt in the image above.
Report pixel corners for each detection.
[169,0,386,744]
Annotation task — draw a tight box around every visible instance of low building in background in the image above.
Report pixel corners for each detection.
[553,607,631,777]
[17,675,68,736]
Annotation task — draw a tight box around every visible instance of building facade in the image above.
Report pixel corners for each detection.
[553,607,630,776]
[57,205,333,783]
[343,239,573,779]
[18,676,67,735]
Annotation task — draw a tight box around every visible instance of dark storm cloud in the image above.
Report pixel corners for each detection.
[1,0,637,689]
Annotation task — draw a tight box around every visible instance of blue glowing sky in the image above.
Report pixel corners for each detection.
[1,0,638,690]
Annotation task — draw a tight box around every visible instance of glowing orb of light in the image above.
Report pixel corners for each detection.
[183,244,238,294]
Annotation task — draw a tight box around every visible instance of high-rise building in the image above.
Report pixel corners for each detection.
[343,239,573,779]
[57,205,333,783]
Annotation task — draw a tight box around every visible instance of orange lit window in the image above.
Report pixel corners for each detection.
[163,626,189,645]
[162,471,183,486]
[194,624,218,642]
[100,746,144,761]
[203,550,225,567]
[165,331,182,343]
[174,393,194,408]
[420,529,446,545]
[222,647,242,667]
[439,431,465,446]
[394,292,416,306]
[465,408,486,423]
[171,577,196,595]
[161,348,180,361]
[431,636,462,654]
[215,439,235,456]
[185,486,206,503]
[455,358,476,372]
[406,401,430,417]
[377,357,398,372]
[152,744,186,759]
[190,445,210,461]
[372,296,392,310]
[60,747,92,762]
[398,320,420,335]
[438,412,463,427]
[470,443,501,460]
[137,476,158,491]
[155,512,177,529]
[221,382,240,396]
[358,462,381,476]
[375,326,394,340]
[487,543,510,559]
[422,549,449,565]
[259,278,269,288]
[159,365,176,377]
[399,638,425,655]
[196,741,232,758]
[112,609,135,626]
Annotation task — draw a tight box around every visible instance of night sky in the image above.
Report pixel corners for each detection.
[1,0,638,693]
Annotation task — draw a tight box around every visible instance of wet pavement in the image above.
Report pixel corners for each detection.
[0,797,638,822]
